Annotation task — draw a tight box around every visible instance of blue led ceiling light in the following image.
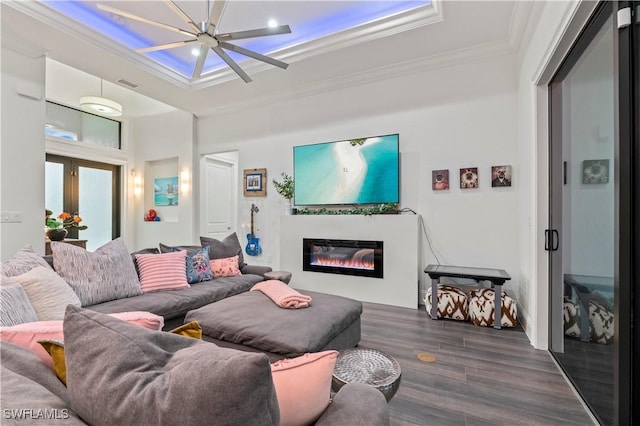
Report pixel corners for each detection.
[42,0,429,83]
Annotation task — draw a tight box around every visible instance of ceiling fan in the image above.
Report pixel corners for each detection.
[97,0,291,83]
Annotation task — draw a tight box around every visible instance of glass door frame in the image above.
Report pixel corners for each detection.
[548,1,637,424]
[45,154,121,240]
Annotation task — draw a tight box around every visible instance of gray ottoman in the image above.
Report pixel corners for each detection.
[185,290,362,361]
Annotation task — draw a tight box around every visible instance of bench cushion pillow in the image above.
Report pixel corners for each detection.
[51,238,142,306]
[63,306,280,426]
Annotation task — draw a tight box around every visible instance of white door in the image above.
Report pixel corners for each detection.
[200,153,237,240]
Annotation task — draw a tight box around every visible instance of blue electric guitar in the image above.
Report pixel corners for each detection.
[245,204,262,256]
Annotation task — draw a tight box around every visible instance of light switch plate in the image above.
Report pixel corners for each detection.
[0,211,23,223]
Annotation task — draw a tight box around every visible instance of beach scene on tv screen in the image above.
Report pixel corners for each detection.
[294,134,399,205]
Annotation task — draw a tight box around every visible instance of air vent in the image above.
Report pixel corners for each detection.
[116,78,139,89]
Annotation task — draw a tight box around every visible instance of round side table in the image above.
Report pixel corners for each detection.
[331,347,401,401]
[264,270,292,284]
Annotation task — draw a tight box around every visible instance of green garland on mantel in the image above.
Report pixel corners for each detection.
[294,203,400,216]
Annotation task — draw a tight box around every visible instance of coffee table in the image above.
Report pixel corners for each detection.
[331,348,401,401]
[424,264,511,329]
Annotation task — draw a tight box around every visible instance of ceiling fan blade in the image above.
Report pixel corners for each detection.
[219,42,288,69]
[97,4,196,38]
[192,45,209,79]
[211,46,252,83]
[216,25,291,41]
[206,0,227,35]
[163,0,201,33]
[136,39,197,54]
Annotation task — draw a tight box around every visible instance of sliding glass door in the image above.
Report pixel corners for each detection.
[548,2,637,424]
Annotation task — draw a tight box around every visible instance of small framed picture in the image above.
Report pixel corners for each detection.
[582,159,609,184]
[491,165,512,187]
[243,168,267,197]
[154,176,179,206]
[432,169,450,190]
[460,167,479,189]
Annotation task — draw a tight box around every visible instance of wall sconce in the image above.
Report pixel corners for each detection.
[132,170,142,196]
[180,170,190,193]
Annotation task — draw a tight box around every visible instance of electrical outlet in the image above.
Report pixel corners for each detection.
[0,211,23,223]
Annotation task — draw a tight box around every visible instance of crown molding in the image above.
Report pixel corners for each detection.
[198,36,515,118]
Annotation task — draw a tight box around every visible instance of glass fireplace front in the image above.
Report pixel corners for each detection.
[302,238,383,278]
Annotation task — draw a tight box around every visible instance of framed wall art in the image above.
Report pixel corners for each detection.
[460,167,479,189]
[243,168,267,197]
[154,176,179,206]
[432,169,450,190]
[491,165,512,187]
[582,159,609,184]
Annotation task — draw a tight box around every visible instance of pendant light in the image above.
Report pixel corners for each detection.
[80,79,123,117]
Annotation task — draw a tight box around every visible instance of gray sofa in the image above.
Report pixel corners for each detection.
[0,310,390,426]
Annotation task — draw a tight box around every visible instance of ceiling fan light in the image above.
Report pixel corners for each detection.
[79,96,123,117]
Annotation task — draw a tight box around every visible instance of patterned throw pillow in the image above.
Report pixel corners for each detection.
[468,288,518,327]
[0,276,38,326]
[425,285,468,321]
[200,233,247,269]
[10,266,81,321]
[134,251,190,293]
[1,246,51,277]
[160,245,213,284]
[210,255,242,278]
[51,238,142,307]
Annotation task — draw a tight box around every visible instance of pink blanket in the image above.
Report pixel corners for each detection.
[250,280,312,309]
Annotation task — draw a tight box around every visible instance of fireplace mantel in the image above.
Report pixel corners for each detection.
[280,215,420,308]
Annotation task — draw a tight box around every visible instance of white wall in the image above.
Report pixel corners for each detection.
[514,0,595,348]
[198,53,520,308]
[129,110,196,250]
[0,47,46,261]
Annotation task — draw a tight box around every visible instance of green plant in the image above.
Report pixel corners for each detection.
[272,173,294,200]
[295,203,399,216]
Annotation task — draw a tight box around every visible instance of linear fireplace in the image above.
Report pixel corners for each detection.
[302,238,383,278]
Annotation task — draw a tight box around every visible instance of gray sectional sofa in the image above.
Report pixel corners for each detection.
[1,234,390,425]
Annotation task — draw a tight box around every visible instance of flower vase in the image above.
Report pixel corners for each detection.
[46,228,68,241]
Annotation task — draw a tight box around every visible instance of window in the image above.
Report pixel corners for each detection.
[45,155,121,251]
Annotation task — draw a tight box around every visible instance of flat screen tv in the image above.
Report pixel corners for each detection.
[293,133,399,206]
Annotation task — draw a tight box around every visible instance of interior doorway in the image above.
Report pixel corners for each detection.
[199,151,238,240]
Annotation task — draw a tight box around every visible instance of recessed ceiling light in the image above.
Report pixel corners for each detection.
[268,19,278,28]
[191,47,200,56]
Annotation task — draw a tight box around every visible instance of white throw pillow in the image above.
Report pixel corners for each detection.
[11,266,81,321]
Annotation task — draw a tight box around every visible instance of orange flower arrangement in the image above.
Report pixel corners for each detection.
[46,209,88,231]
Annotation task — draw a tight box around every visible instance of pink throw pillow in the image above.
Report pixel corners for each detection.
[0,311,164,370]
[135,251,189,293]
[210,255,242,278]
[270,350,338,426]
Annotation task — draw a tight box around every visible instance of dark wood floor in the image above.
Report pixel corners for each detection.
[358,302,595,426]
